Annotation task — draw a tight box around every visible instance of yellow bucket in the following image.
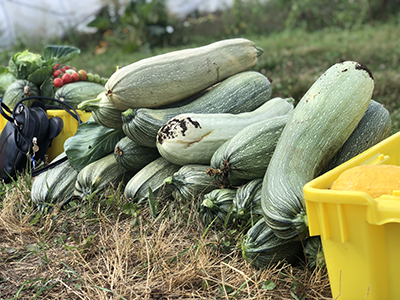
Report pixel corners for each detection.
[304,131,400,300]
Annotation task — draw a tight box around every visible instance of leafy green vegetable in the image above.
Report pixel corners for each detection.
[42,45,80,65]
[64,117,125,171]
[0,67,17,96]
[8,50,44,80]
[27,65,53,87]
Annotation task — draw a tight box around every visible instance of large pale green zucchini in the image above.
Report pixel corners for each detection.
[74,153,134,199]
[105,38,263,110]
[124,157,180,204]
[208,114,289,187]
[156,97,294,165]
[319,99,392,174]
[121,71,272,147]
[114,136,160,172]
[31,152,78,214]
[242,218,304,268]
[261,61,374,241]
[164,164,221,201]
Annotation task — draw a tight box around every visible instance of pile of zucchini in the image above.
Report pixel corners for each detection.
[27,38,392,269]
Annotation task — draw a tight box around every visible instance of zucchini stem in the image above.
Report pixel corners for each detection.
[77,96,103,110]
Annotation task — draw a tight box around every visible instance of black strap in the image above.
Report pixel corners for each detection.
[0,98,14,123]
[32,155,69,176]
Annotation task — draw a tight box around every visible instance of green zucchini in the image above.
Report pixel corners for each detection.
[2,79,39,108]
[156,97,294,165]
[31,152,78,214]
[261,61,374,241]
[122,71,272,147]
[74,153,134,199]
[242,218,304,268]
[320,99,392,174]
[114,136,160,172]
[232,178,263,223]
[208,114,289,187]
[78,92,124,129]
[54,81,105,109]
[199,188,236,227]
[124,157,181,204]
[164,164,221,201]
[304,236,326,270]
[105,38,263,110]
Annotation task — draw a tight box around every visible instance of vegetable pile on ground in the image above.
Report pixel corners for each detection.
[1,38,392,279]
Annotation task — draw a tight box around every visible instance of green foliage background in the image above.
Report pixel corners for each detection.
[1,0,400,128]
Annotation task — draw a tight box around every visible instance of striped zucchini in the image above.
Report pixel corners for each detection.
[2,79,39,108]
[199,188,236,227]
[156,97,294,165]
[261,61,374,241]
[105,38,263,110]
[242,218,304,268]
[304,236,326,269]
[208,114,289,186]
[233,178,263,223]
[121,71,272,147]
[320,99,392,174]
[31,152,78,214]
[114,136,160,172]
[124,157,181,204]
[78,92,124,129]
[55,81,105,109]
[74,153,134,199]
[164,164,221,201]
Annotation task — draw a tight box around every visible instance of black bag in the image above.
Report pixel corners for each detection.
[0,96,81,183]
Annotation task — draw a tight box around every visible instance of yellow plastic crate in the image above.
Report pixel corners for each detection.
[0,109,91,161]
[304,130,400,300]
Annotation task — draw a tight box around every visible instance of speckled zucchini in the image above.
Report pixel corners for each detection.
[124,157,181,204]
[232,178,263,223]
[54,81,105,109]
[74,153,134,199]
[320,99,392,174]
[78,92,124,129]
[199,188,236,227]
[304,236,326,269]
[156,97,294,166]
[105,38,263,110]
[114,136,160,172]
[2,79,39,108]
[121,71,272,147]
[208,114,289,187]
[164,164,221,201]
[242,218,304,268]
[31,152,78,214]
[261,61,374,241]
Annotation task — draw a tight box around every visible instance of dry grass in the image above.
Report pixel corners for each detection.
[0,181,332,300]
